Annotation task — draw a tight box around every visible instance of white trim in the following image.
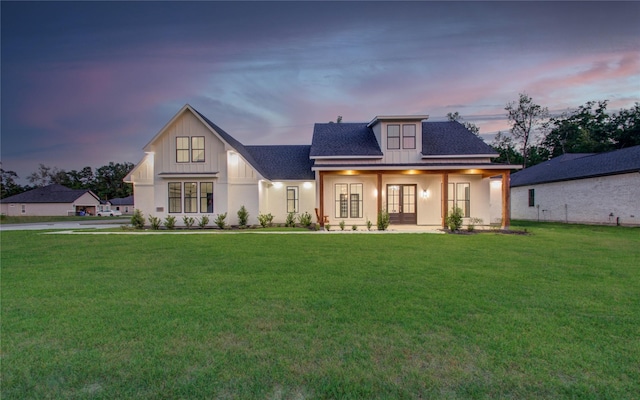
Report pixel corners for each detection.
[367,115,429,127]
[310,155,382,160]
[312,164,522,172]
[158,172,219,179]
[421,154,498,159]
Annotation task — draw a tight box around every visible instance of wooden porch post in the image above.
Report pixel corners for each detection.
[377,173,382,215]
[501,171,511,230]
[441,172,448,228]
[319,171,325,227]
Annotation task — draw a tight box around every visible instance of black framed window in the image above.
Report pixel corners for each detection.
[387,124,400,149]
[200,182,213,213]
[168,182,182,213]
[528,189,535,207]
[191,136,205,162]
[287,186,299,213]
[184,182,197,213]
[402,124,416,149]
[446,182,470,218]
[176,137,189,163]
[350,183,363,218]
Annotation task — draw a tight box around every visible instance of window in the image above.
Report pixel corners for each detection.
[191,137,205,162]
[287,186,299,213]
[334,183,363,218]
[446,182,470,218]
[176,136,205,163]
[169,183,182,213]
[200,182,213,213]
[528,189,535,207]
[350,183,363,218]
[387,125,400,149]
[184,182,197,213]
[402,124,416,149]
[176,137,190,163]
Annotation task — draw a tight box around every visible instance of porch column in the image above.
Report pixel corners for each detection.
[501,171,511,230]
[441,172,448,228]
[319,171,325,227]
[377,173,382,214]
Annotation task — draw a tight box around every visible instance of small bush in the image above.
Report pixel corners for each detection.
[148,215,161,230]
[215,212,227,229]
[339,220,346,231]
[351,224,358,231]
[377,209,390,231]
[131,209,145,229]
[237,205,249,227]
[446,206,464,231]
[298,211,312,227]
[164,215,176,230]
[325,224,331,231]
[366,219,373,231]
[257,213,274,228]
[198,215,210,229]
[285,212,296,228]
[183,216,195,229]
[467,217,483,232]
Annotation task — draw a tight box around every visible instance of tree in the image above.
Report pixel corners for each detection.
[491,131,522,165]
[93,162,134,200]
[1,164,27,199]
[505,93,549,168]
[447,111,480,136]
[610,102,640,149]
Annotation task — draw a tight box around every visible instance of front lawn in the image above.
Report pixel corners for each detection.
[1,223,638,399]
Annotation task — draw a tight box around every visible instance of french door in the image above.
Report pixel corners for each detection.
[386,184,417,224]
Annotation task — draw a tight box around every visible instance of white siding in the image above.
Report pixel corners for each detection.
[511,172,640,226]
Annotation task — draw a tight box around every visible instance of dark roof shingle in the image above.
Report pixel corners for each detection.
[310,123,383,157]
[510,145,640,187]
[1,184,98,203]
[245,145,314,180]
[422,121,498,156]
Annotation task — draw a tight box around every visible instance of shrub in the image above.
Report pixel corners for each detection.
[325,224,331,231]
[366,219,373,231]
[148,215,162,230]
[164,215,176,230]
[446,206,464,231]
[352,224,358,231]
[237,205,249,227]
[257,213,274,228]
[339,220,346,231]
[198,215,210,229]
[183,216,195,229]
[377,209,390,231]
[298,211,312,227]
[131,209,145,229]
[467,217,483,232]
[285,212,297,227]
[215,212,227,229]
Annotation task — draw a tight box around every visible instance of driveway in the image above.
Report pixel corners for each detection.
[0,218,129,231]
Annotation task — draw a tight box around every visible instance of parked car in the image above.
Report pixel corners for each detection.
[96,210,122,217]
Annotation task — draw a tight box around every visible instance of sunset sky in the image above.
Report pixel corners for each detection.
[2,1,639,182]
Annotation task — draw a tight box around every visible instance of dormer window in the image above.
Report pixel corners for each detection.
[387,124,416,150]
[176,136,205,163]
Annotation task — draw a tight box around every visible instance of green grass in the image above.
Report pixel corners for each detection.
[1,223,639,399]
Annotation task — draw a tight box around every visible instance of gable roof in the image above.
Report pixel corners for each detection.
[1,184,99,203]
[421,121,498,157]
[245,145,315,180]
[108,195,134,206]
[510,145,640,187]
[310,123,383,158]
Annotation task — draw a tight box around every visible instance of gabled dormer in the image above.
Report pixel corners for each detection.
[367,115,429,163]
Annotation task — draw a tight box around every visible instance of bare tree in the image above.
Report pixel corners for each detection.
[505,93,549,168]
[446,112,480,136]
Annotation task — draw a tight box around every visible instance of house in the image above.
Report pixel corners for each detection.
[0,184,101,216]
[105,195,135,215]
[510,145,640,225]
[125,105,520,228]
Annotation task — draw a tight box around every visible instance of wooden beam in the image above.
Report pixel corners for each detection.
[441,173,448,228]
[319,171,325,227]
[501,171,511,229]
[377,173,382,215]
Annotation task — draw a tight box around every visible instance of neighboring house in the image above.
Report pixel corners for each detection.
[0,184,100,216]
[125,104,519,228]
[510,145,640,225]
[106,196,135,215]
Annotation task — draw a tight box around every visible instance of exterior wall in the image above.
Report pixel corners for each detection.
[1,203,74,216]
[260,181,316,224]
[379,121,423,163]
[511,172,640,226]
[489,178,504,225]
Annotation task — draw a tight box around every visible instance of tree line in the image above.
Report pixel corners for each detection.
[1,162,134,200]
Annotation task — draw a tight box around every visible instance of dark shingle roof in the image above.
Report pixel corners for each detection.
[109,195,134,206]
[245,145,314,180]
[310,123,383,157]
[1,184,98,203]
[422,121,498,156]
[510,145,640,187]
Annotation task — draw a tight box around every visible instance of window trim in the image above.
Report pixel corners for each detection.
[184,182,198,213]
[402,124,416,149]
[387,124,400,150]
[168,182,182,213]
[191,136,205,163]
[445,182,470,218]
[200,182,214,213]
[176,136,190,163]
[286,186,299,213]
[528,188,535,207]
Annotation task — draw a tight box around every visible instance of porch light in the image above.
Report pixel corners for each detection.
[421,189,430,198]
[303,182,313,189]
[490,180,502,188]
[273,182,283,189]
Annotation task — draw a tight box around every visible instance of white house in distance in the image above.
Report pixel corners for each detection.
[510,146,640,226]
[0,184,100,216]
[125,104,520,228]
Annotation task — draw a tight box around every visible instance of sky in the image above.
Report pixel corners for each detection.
[2,1,639,183]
